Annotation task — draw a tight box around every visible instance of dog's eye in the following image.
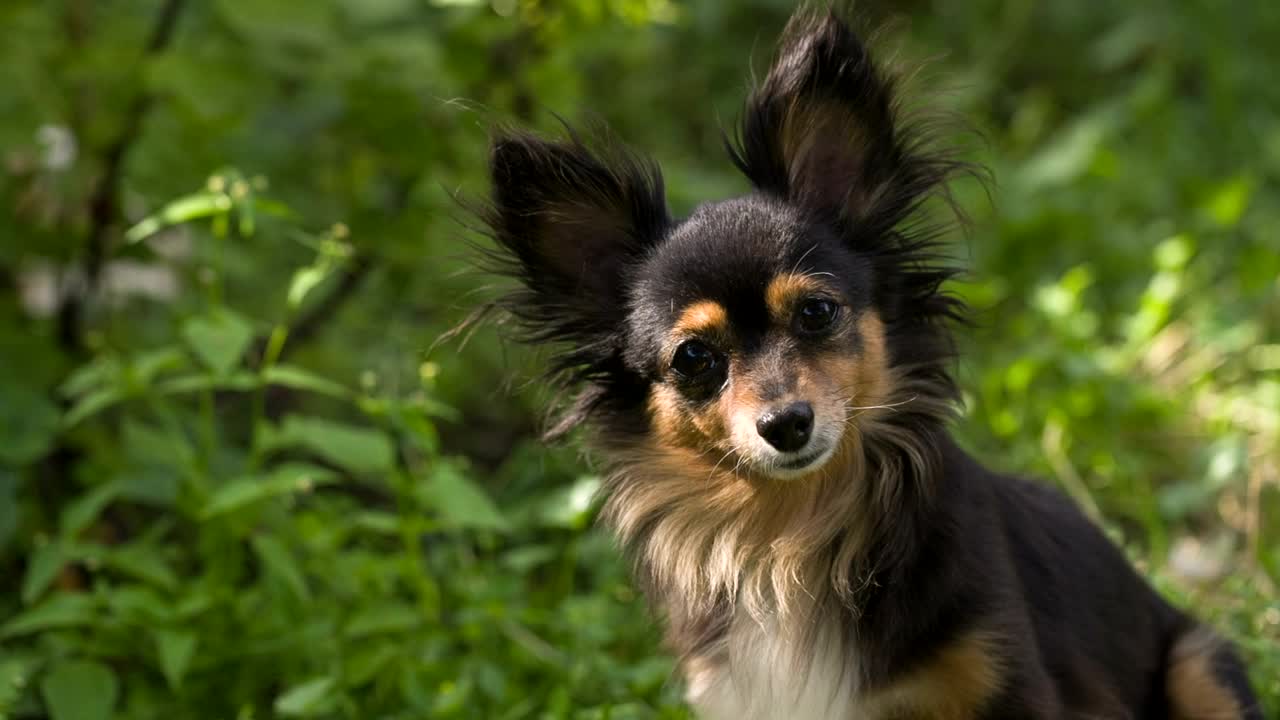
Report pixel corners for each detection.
[671,340,719,378]
[796,298,839,334]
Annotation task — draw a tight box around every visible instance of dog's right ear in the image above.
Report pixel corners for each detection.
[485,131,670,359]
[729,11,955,240]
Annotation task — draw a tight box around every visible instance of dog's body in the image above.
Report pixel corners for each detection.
[478,8,1260,718]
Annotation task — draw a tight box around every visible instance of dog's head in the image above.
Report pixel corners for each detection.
[483,10,965,483]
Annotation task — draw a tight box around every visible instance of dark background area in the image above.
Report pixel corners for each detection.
[1,0,1277,717]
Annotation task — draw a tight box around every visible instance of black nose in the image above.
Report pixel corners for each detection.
[756,402,814,453]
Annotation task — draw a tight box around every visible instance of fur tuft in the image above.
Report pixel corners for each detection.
[1167,627,1262,720]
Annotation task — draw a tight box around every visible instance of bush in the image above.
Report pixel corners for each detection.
[1,1,1276,717]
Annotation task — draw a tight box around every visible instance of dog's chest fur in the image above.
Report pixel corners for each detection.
[685,611,861,720]
[683,603,1003,720]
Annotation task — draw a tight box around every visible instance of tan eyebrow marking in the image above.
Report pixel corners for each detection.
[673,300,729,336]
[765,272,831,319]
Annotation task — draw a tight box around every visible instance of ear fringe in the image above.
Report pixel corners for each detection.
[728,7,974,235]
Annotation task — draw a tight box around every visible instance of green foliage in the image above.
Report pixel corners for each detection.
[1,0,1277,717]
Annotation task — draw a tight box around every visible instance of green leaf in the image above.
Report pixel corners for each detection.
[417,461,507,531]
[0,655,39,716]
[62,387,125,428]
[1,594,97,638]
[263,364,350,398]
[59,356,121,399]
[344,645,399,688]
[153,629,197,690]
[154,372,259,395]
[251,535,310,601]
[343,603,420,638]
[0,471,18,552]
[286,264,329,309]
[0,381,61,464]
[39,661,118,720]
[60,482,125,538]
[270,416,394,474]
[350,510,400,535]
[1200,175,1255,228]
[125,191,232,243]
[534,475,602,530]
[216,0,337,48]
[273,676,336,717]
[22,541,67,605]
[182,310,255,376]
[201,463,335,519]
[106,545,179,590]
[122,419,194,476]
[131,347,189,384]
[105,586,173,625]
[1017,106,1117,190]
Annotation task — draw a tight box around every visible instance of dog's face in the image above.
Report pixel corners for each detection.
[484,11,962,481]
[627,197,891,480]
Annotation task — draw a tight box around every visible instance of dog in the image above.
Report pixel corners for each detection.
[476,7,1261,719]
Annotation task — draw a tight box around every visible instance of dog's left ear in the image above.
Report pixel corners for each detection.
[485,131,670,358]
[730,11,949,237]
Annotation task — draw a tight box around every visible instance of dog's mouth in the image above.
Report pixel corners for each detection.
[761,441,837,479]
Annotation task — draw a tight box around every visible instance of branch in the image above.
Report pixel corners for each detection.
[57,0,188,354]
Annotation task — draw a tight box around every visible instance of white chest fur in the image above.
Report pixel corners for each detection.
[685,613,859,720]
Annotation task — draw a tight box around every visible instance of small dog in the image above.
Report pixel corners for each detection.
[478,7,1261,719]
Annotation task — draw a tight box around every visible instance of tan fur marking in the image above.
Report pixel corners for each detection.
[673,300,729,337]
[851,312,892,410]
[764,273,829,319]
[865,632,1004,719]
[647,384,706,448]
[813,312,892,416]
[1168,629,1244,720]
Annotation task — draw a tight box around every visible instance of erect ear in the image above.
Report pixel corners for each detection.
[729,11,952,237]
[485,131,669,351]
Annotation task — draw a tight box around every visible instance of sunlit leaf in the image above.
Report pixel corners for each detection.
[125,192,232,243]
[287,264,329,310]
[534,475,602,529]
[1200,175,1255,228]
[274,676,335,717]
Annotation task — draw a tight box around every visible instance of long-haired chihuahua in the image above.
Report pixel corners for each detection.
[475,7,1260,719]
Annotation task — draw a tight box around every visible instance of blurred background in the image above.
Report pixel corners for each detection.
[1,0,1278,717]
